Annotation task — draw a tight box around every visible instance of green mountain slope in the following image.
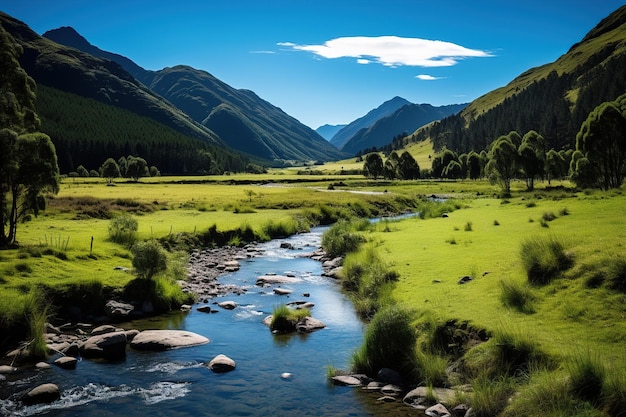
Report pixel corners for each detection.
[413,5,626,153]
[0,13,223,150]
[341,102,466,155]
[44,27,347,163]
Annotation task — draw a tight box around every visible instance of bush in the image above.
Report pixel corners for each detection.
[520,235,573,285]
[606,258,626,293]
[351,305,418,382]
[499,280,536,314]
[108,213,138,246]
[131,240,167,280]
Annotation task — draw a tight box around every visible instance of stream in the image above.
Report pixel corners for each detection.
[1,222,422,416]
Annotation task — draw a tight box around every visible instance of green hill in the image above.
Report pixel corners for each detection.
[411,5,626,153]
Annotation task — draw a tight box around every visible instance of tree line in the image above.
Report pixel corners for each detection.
[362,93,626,195]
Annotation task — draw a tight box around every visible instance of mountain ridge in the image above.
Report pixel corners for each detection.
[43,26,346,162]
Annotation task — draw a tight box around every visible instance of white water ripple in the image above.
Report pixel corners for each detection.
[0,381,191,416]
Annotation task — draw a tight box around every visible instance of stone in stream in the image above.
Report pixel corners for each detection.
[53,356,78,370]
[256,274,301,285]
[217,301,237,310]
[273,288,293,295]
[130,330,209,351]
[207,354,236,373]
[21,383,60,405]
[80,331,128,359]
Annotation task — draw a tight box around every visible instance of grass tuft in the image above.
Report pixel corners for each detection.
[520,235,573,285]
[499,279,536,314]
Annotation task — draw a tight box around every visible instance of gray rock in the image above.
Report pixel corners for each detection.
[35,362,52,370]
[377,395,397,402]
[21,383,60,405]
[62,343,80,357]
[381,384,404,396]
[273,288,293,295]
[197,305,212,313]
[217,301,237,310]
[54,356,78,370]
[80,331,127,359]
[426,403,451,417]
[207,354,236,373]
[130,330,209,351]
[404,386,457,408]
[0,365,18,374]
[256,275,301,285]
[124,329,140,342]
[104,300,135,318]
[295,317,326,333]
[332,375,362,386]
[377,367,403,385]
[91,324,118,335]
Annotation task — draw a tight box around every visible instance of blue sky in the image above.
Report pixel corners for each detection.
[2,1,624,129]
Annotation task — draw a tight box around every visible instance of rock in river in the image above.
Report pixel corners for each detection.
[207,354,236,373]
[130,330,209,351]
[21,383,60,405]
[80,331,127,359]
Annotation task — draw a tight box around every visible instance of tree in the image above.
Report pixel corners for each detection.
[398,152,420,180]
[443,160,462,179]
[431,148,458,178]
[518,130,545,191]
[363,153,384,180]
[101,158,120,184]
[467,151,482,180]
[125,156,148,182]
[486,134,518,196]
[574,99,626,189]
[131,240,167,280]
[1,132,60,245]
[383,152,399,179]
[545,149,566,184]
[76,165,89,177]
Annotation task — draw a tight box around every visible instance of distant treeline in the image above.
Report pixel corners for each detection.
[36,85,251,175]
[413,53,626,154]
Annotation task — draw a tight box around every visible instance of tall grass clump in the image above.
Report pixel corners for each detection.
[602,367,626,417]
[261,218,302,240]
[471,374,515,417]
[465,326,551,379]
[520,235,573,285]
[23,290,49,358]
[270,304,310,333]
[567,351,606,406]
[606,258,626,293]
[342,244,398,318]
[321,219,367,258]
[108,213,138,246]
[499,280,536,314]
[351,305,418,382]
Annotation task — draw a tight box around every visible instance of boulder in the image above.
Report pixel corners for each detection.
[381,384,404,396]
[21,383,60,406]
[124,329,140,342]
[0,365,18,374]
[403,386,457,408]
[35,362,52,370]
[130,330,209,351]
[91,324,118,335]
[207,354,236,373]
[104,300,135,318]
[256,275,300,285]
[332,375,363,386]
[80,331,127,359]
[425,403,451,417]
[377,367,403,385]
[53,356,78,370]
[217,301,237,310]
[197,305,213,313]
[295,316,326,333]
[273,288,293,295]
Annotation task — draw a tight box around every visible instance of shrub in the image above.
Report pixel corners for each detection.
[542,212,557,222]
[131,240,167,280]
[606,258,626,293]
[520,235,573,285]
[351,305,418,382]
[108,213,138,246]
[499,280,536,314]
[464,221,473,231]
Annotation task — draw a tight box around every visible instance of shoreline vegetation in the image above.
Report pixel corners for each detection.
[1,175,625,416]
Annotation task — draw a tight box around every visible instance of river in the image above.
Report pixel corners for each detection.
[1,224,422,416]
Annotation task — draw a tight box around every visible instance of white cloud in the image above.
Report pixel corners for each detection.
[357,58,371,65]
[250,50,276,54]
[278,36,491,68]
[416,74,443,81]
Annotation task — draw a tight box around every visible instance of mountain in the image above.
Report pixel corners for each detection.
[341,103,467,155]
[413,5,626,154]
[43,26,346,163]
[0,13,221,147]
[316,124,347,141]
[330,96,411,149]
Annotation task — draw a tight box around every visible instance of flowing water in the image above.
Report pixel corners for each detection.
[1,225,422,416]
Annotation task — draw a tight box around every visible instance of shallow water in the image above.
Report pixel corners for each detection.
[1,226,422,416]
